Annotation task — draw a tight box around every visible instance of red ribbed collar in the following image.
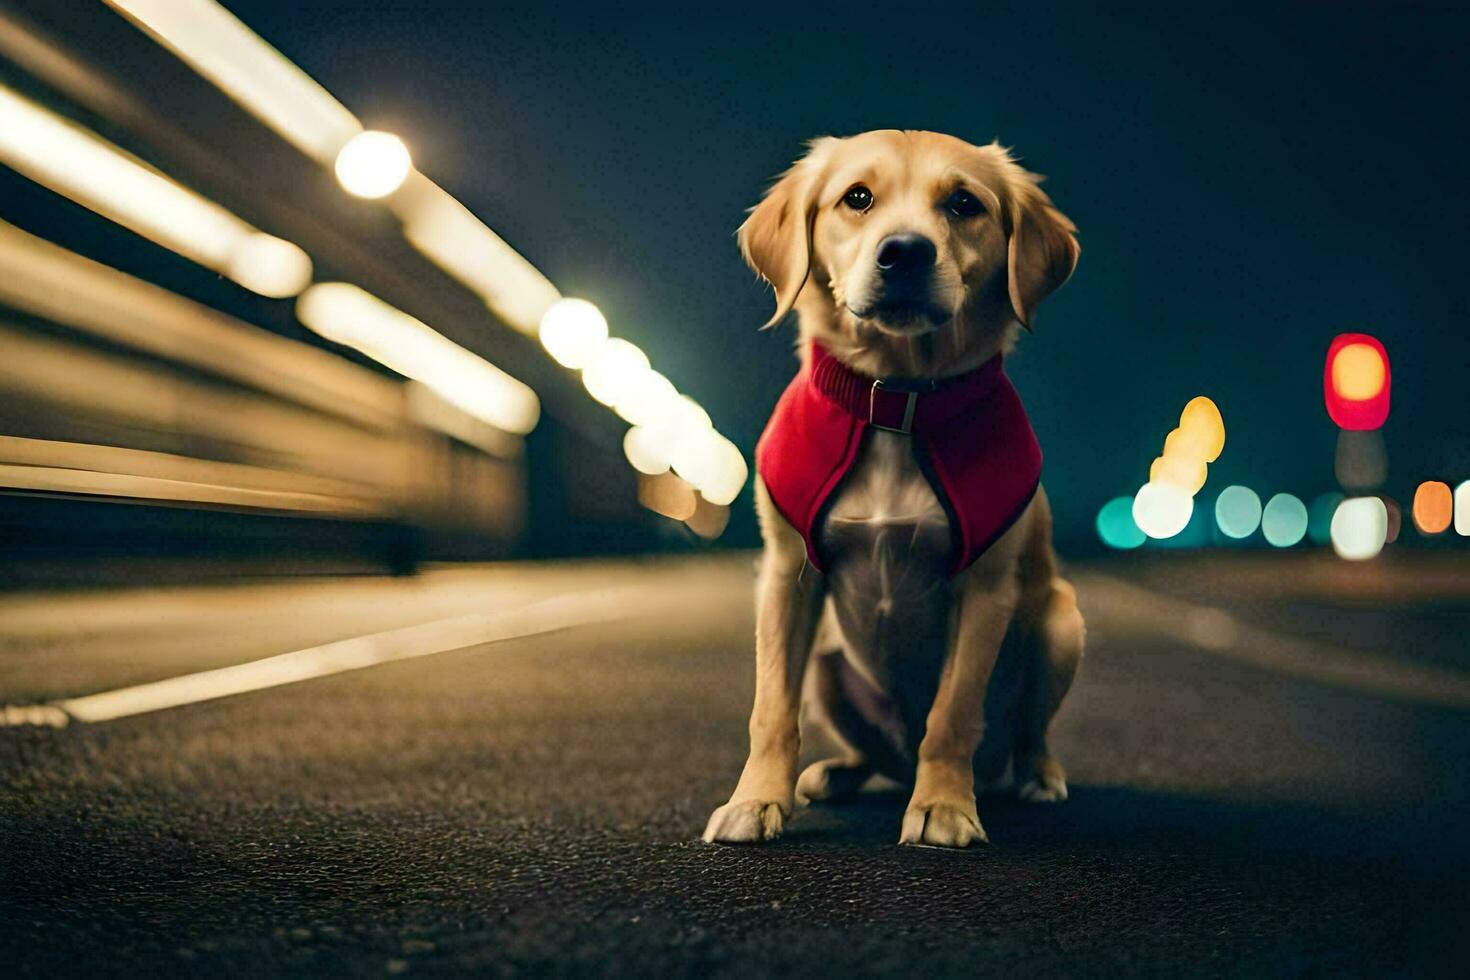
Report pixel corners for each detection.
[807,340,1006,434]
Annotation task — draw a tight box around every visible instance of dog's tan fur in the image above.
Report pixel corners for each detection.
[704,130,1084,847]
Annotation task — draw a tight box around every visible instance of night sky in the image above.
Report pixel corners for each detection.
[231,1,1470,547]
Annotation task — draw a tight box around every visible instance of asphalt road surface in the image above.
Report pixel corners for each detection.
[3,552,1469,976]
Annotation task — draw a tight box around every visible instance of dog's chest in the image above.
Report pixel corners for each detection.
[818,430,953,681]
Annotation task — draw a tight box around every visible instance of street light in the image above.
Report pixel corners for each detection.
[334,130,412,199]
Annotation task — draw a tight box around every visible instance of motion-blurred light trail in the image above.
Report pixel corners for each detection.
[2,587,649,727]
[0,83,311,298]
[103,0,362,163]
[394,176,563,334]
[106,0,751,521]
[297,282,540,434]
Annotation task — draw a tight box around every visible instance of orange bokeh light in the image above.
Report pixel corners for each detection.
[1412,481,1453,535]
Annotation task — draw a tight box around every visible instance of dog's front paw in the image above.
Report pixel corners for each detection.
[702,800,787,844]
[1018,774,1068,802]
[899,801,988,849]
[1016,756,1068,803]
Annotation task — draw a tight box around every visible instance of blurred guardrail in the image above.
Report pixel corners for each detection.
[0,1,742,578]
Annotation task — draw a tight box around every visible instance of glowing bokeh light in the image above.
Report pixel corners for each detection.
[1177,396,1225,462]
[581,338,651,407]
[1214,485,1262,539]
[1324,333,1390,430]
[1308,491,1344,545]
[334,130,412,199]
[622,425,670,475]
[1330,496,1388,561]
[1457,482,1470,537]
[538,298,608,369]
[612,370,679,428]
[1412,481,1453,535]
[1150,454,1207,495]
[699,437,750,506]
[1097,496,1146,549]
[1132,481,1193,539]
[1331,343,1386,400]
[1261,493,1308,547]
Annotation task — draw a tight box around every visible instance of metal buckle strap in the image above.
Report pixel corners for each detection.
[869,379,918,434]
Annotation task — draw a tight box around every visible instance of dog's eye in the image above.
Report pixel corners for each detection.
[842,185,873,212]
[945,189,984,218]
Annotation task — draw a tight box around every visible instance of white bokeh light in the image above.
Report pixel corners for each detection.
[334,130,412,199]
[1330,496,1388,560]
[1132,480,1193,539]
[581,338,651,407]
[622,425,670,475]
[539,298,608,369]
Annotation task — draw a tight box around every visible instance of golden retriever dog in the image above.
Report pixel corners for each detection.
[704,130,1084,848]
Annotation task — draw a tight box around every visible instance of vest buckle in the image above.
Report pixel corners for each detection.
[869,380,918,434]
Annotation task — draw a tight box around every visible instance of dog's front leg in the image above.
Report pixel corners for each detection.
[703,531,824,844]
[899,561,1019,848]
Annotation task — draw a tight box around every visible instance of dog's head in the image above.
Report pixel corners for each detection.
[739,130,1078,371]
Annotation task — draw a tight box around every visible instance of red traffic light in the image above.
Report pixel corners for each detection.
[1324,333,1390,430]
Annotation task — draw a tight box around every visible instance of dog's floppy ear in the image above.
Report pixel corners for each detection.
[1005,176,1079,331]
[738,138,837,329]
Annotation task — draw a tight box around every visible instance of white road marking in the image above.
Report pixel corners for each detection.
[1,586,648,727]
[1082,572,1470,711]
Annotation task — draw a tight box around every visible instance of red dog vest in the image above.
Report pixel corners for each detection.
[756,341,1042,576]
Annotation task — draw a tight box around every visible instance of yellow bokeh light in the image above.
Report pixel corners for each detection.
[1331,343,1386,400]
[1149,454,1207,495]
[1177,396,1225,462]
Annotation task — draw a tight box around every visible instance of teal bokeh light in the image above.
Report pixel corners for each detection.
[1307,491,1344,545]
[1097,495,1146,549]
[1214,485,1262,539]
[1262,493,1308,547]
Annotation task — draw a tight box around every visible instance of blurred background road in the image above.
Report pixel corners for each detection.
[4,552,1470,975]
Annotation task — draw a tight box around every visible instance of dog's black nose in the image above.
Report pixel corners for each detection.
[875,233,936,275]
